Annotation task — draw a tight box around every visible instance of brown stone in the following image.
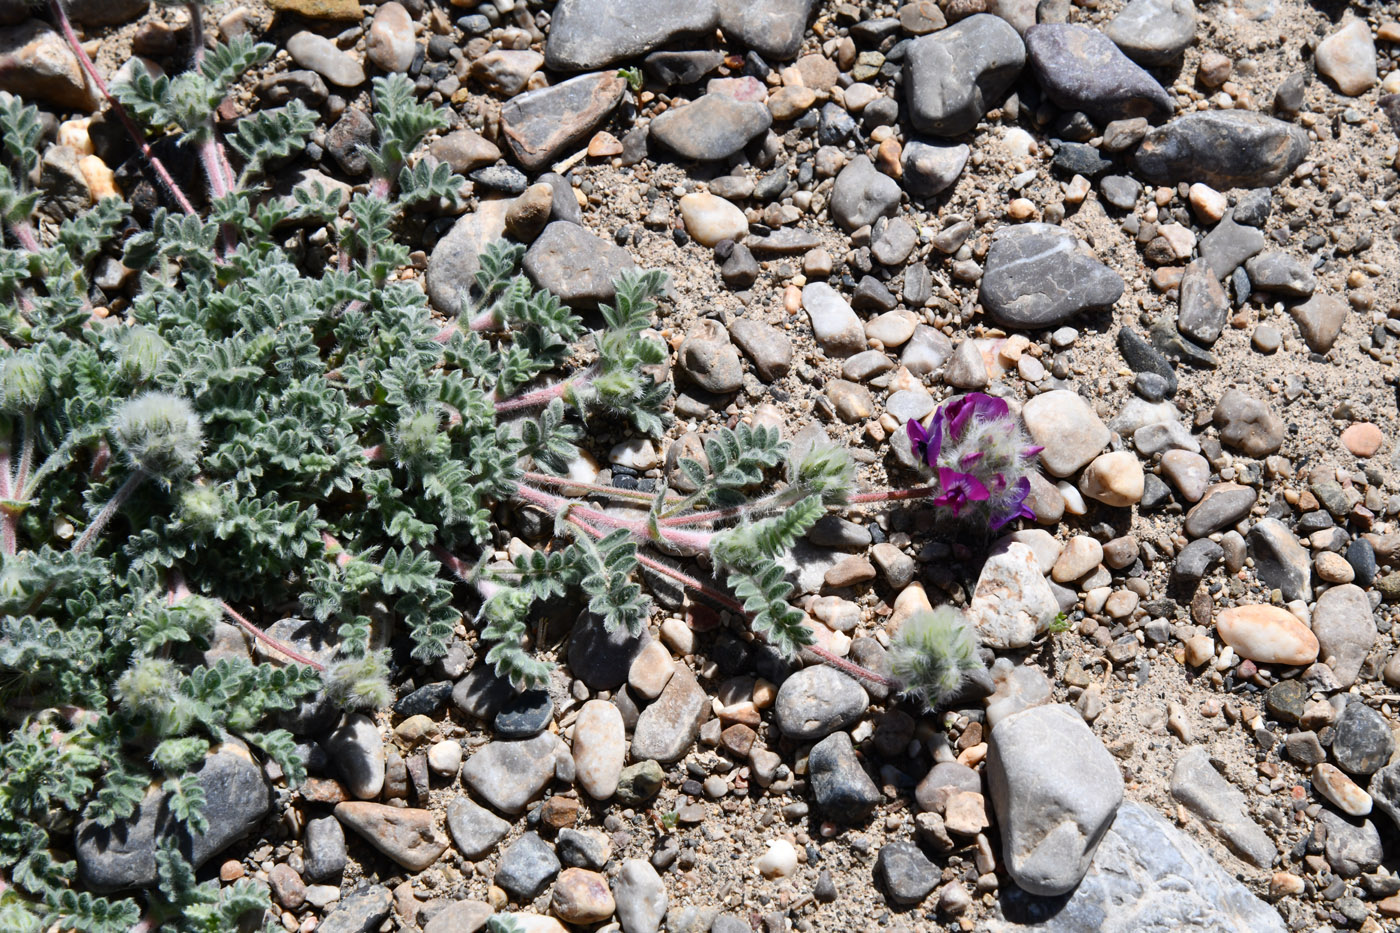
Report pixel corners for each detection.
[500,71,627,171]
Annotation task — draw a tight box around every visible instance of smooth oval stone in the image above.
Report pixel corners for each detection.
[1215,605,1318,666]
[1314,764,1373,817]
[902,14,1025,137]
[545,0,719,71]
[572,700,626,800]
[1133,112,1310,189]
[678,191,747,247]
[649,93,773,161]
[500,71,627,172]
[1105,0,1196,65]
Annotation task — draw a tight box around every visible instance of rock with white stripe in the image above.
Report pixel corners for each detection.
[979,225,1124,329]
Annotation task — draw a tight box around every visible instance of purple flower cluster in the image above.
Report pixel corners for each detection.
[907,393,1043,531]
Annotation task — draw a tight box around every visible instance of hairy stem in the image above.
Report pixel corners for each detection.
[8,220,41,253]
[49,0,197,215]
[72,469,146,553]
[494,378,573,414]
[846,486,939,505]
[15,413,35,496]
[515,483,712,550]
[519,471,680,505]
[220,601,326,671]
[0,431,13,556]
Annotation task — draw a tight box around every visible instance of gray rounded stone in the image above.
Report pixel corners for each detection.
[774,665,869,741]
[495,832,560,900]
[524,221,637,310]
[830,155,901,232]
[649,94,773,162]
[1133,112,1311,189]
[1105,0,1196,65]
[876,841,938,905]
[545,0,719,71]
[902,14,1025,137]
[979,224,1124,329]
[1025,24,1172,122]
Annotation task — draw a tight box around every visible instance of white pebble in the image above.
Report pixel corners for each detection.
[756,839,798,878]
[427,739,462,777]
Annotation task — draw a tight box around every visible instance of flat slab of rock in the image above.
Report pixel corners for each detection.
[717,0,819,61]
[649,93,773,161]
[995,802,1286,932]
[500,72,626,171]
[967,542,1059,649]
[1133,112,1310,189]
[987,704,1123,896]
[319,886,393,933]
[903,14,1025,137]
[524,222,636,310]
[630,666,709,763]
[980,224,1123,329]
[1311,584,1376,688]
[1169,748,1275,868]
[545,0,719,71]
[1025,24,1172,122]
[1021,390,1109,478]
[446,797,510,859]
[802,282,865,357]
[460,731,562,814]
[334,802,447,871]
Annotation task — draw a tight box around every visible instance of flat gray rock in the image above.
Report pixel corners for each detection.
[979,224,1124,329]
[545,0,719,71]
[446,797,510,859]
[648,93,773,161]
[1025,24,1172,122]
[987,704,1123,896]
[426,200,510,316]
[1177,258,1228,345]
[994,802,1286,933]
[630,666,709,764]
[1105,0,1196,65]
[500,71,627,171]
[1169,747,1276,868]
[319,886,393,933]
[1247,517,1310,602]
[900,140,969,198]
[524,221,637,309]
[903,14,1025,137]
[460,731,562,814]
[774,665,868,741]
[717,0,819,61]
[1133,112,1310,188]
[1311,584,1376,688]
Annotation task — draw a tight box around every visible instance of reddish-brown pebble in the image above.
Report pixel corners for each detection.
[1341,422,1383,457]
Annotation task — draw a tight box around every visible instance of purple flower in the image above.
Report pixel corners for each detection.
[932,468,989,517]
[988,476,1035,530]
[941,392,1008,443]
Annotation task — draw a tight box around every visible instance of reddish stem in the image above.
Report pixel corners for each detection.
[0,433,14,556]
[220,601,325,671]
[49,0,197,215]
[495,379,572,414]
[9,221,41,253]
[847,486,939,504]
[519,471,680,505]
[516,483,712,551]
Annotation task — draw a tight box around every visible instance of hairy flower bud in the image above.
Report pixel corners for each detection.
[179,484,224,531]
[0,353,46,413]
[112,392,204,483]
[889,607,984,712]
[391,408,447,470]
[120,326,169,383]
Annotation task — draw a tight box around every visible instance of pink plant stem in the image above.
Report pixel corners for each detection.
[0,433,14,556]
[220,600,325,670]
[519,471,674,505]
[49,0,197,215]
[515,483,712,551]
[494,379,571,414]
[846,486,939,504]
[9,221,40,253]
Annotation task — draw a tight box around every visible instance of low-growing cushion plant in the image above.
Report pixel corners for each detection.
[0,5,1037,926]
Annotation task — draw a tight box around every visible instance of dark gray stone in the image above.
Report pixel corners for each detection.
[876,841,938,905]
[75,745,271,892]
[979,224,1124,329]
[903,14,1025,137]
[808,731,882,822]
[718,0,820,61]
[830,155,901,231]
[500,72,627,171]
[1177,258,1228,345]
[524,222,637,309]
[557,827,612,870]
[1245,252,1316,298]
[394,681,453,717]
[644,50,725,86]
[1317,810,1382,878]
[901,140,969,198]
[1099,174,1141,210]
[1172,539,1223,583]
[1213,389,1283,458]
[446,797,510,859]
[1200,213,1267,279]
[1332,702,1394,777]
[817,102,858,146]
[1183,483,1257,538]
[452,665,515,720]
[1116,328,1177,395]
[1290,294,1347,354]
[544,0,719,71]
[1105,0,1195,65]
[1367,759,1400,834]
[1247,517,1310,601]
[496,832,560,900]
[649,93,773,161]
[774,665,869,740]
[494,689,554,737]
[1232,188,1272,226]
[1133,112,1310,188]
[303,816,348,882]
[66,0,148,26]
[568,610,648,690]
[1051,142,1112,177]
[1346,538,1377,587]
[998,802,1286,932]
[319,886,393,933]
[1026,24,1172,122]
